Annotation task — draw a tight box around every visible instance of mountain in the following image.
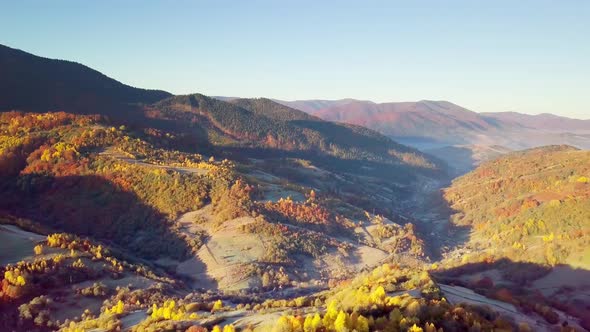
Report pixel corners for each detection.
[277,98,590,174]
[277,99,508,145]
[0,44,171,115]
[278,98,590,150]
[273,98,361,114]
[483,111,590,132]
[0,44,442,175]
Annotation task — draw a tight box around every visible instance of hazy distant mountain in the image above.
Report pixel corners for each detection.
[483,111,590,132]
[288,100,510,144]
[278,99,501,144]
[278,99,590,151]
[274,99,362,114]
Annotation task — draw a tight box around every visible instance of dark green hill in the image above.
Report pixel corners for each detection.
[149,94,444,174]
[0,44,171,115]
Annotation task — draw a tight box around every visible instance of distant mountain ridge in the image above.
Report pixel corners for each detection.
[273,98,363,114]
[276,98,590,150]
[482,111,590,132]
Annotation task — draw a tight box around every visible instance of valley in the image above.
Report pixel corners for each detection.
[0,44,589,332]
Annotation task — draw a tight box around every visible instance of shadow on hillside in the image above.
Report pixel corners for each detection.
[220,146,443,181]
[109,104,214,155]
[431,258,590,329]
[290,120,394,150]
[433,258,555,286]
[406,183,471,261]
[223,145,467,263]
[0,173,217,288]
[222,145,436,218]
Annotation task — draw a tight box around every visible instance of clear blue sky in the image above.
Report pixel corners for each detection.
[1,0,589,118]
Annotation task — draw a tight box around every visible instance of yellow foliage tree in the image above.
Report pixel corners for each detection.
[322,300,340,329]
[272,316,293,332]
[34,244,44,255]
[355,315,369,332]
[334,311,349,332]
[303,313,322,332]
[542,232,555,243]
[16,275,26,286]
[151,300,185,320]
[223,324,236,332]
[369,285,386,304]
[4,269,26,286]
[303,315,314,332]
[409,324,424,332]
[105,300,124,315]
[212,299,223,311]
[290,316,303,332]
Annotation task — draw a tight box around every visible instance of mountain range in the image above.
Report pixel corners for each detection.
[273,98,589,173]
[0,44,441,175]
[1,43,590,331]
[276,99,590,150]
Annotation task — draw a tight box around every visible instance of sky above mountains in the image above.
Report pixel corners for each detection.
[1,0,589,119]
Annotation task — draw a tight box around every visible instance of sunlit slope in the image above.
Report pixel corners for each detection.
[444,145,590,267]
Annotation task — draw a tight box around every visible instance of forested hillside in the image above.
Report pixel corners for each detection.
[0,109,440,331]
[0,111,226,259]
[147,94,442,175]
[430,146,590,330]
[444,145,590,267]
